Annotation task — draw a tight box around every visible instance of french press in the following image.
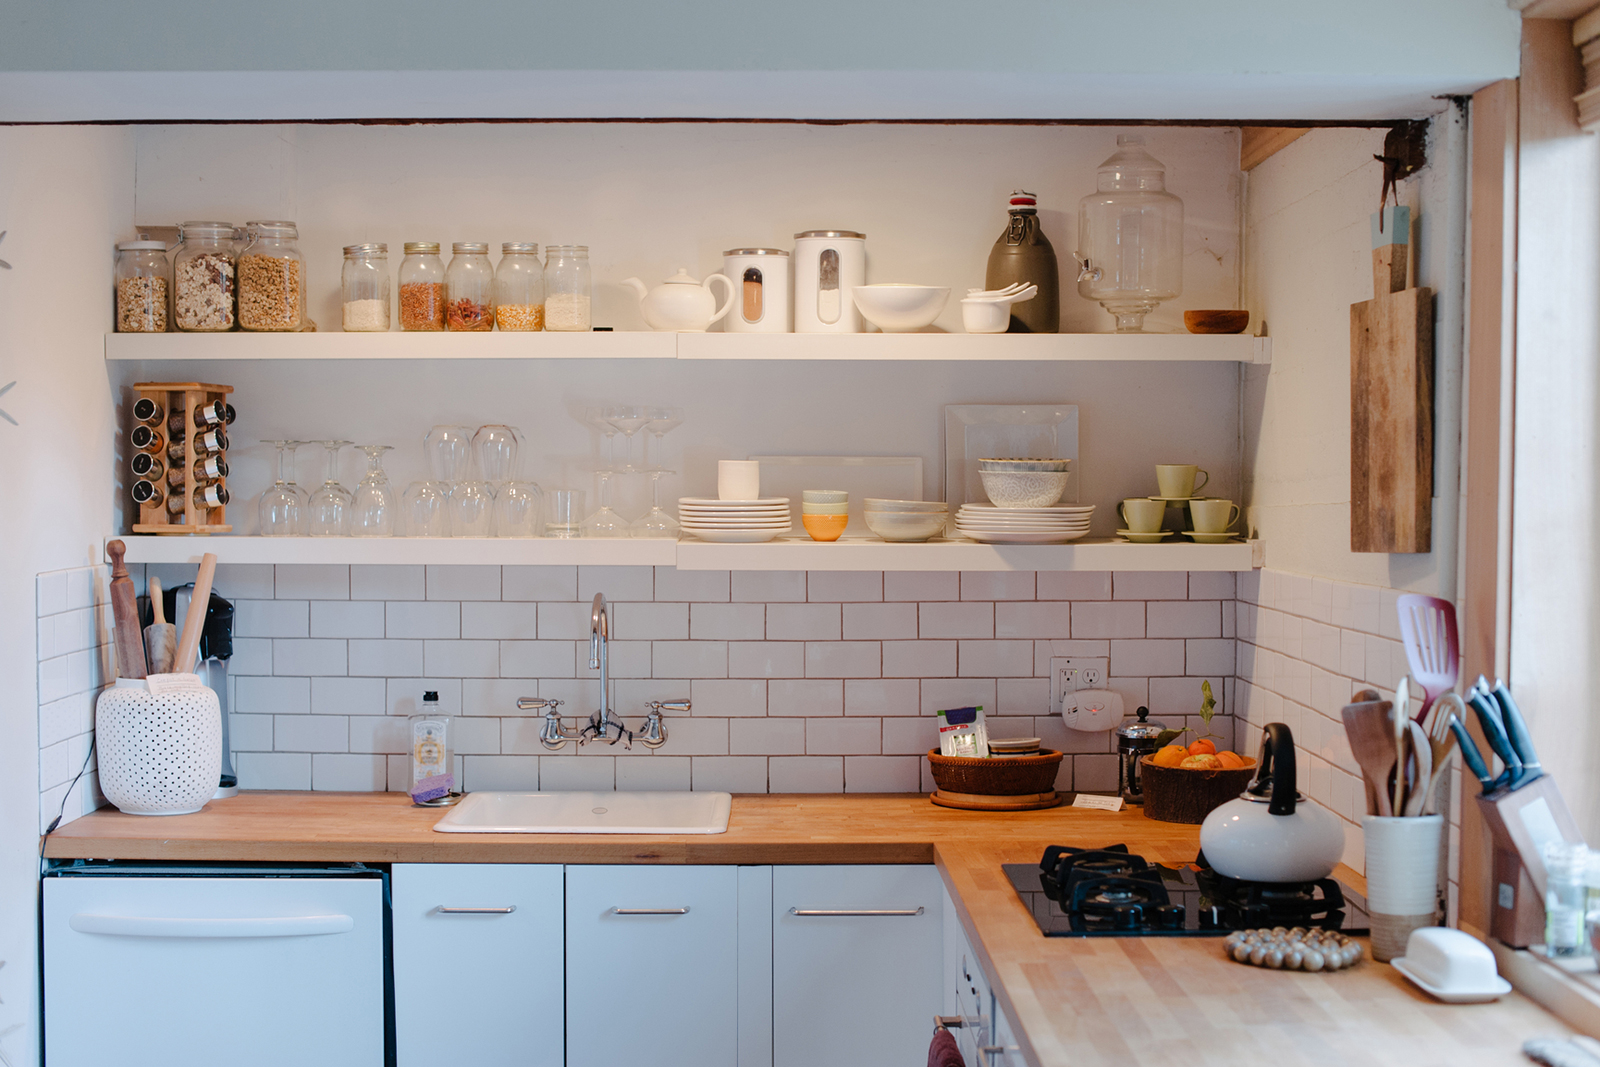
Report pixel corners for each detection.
[1116,706,1166,805]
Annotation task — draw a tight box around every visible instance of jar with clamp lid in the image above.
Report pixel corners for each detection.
[445,243,494,331]
[115,241,170,332]
[238,221,307,331]
[399,242,446,331]
[341,244,390,331]
[494,243,544,331]
[172,222,237,332]
[543,245,591,331]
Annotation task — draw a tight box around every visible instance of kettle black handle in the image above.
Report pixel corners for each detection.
[1246,722,1298,816]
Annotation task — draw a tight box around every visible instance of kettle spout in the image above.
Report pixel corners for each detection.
[621,277,649,301]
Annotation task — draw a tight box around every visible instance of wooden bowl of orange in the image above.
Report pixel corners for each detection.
[1140,739,1257,824]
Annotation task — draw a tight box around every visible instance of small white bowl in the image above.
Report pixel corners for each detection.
[802,489,849,504]
[863,498,948,513]
[961,298,1011,334]
[864,510,947,542]
[979,469,1069,509]
[852,285,950,332]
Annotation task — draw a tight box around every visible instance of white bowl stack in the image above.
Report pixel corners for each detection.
[678,497,792,543]
[955,503,1095,543]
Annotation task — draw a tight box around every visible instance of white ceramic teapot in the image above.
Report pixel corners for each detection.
[622,268,735,332]
[1199,723,1346,883]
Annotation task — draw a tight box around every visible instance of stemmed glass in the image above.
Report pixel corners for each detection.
[307,441,354,537]
[350,445,397,537]
[641,407,684,471]
[258,439,307,536]
[604,405,651,472]
[585,407,621,471]
[581,469,628,538]
[630,469,679,538]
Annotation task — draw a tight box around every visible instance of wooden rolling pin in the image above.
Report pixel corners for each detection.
[173,552,218,675]
[143,577,177,675]
[106,540,147,680]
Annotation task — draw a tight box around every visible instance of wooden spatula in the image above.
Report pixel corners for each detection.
[173,553,217,675]
[1341,691,1395,817]
[143,576,178,675]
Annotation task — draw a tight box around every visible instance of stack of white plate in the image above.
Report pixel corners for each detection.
[678,497,792,543]
[954,503,1095,544]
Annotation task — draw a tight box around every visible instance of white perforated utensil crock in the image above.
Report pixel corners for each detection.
[95,678,222,815]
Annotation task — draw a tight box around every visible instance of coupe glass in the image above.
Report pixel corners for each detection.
[604,405,651,472]
[306,440,354,537]
[581,469,628,538]
[546,489,585,539]
[350,445,397,537]
[425,424,474,483]
[450,480,495,537]
[474,424,522,484]
[494,481,544,537]
[642,406,684,471]
[630,469,679,538]
[585,407,621,471]
[258,439,306,536]
[403,480,450,537]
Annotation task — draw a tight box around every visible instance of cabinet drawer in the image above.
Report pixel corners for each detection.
[392,864,564,1067]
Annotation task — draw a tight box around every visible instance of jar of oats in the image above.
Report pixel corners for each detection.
[494,243,544,331]
[543,245,592,331]
[115,241,170,333]
[445,242,494,331]
[238,220,307,331]
[172,222,237,332]
[341,243,390,331]
[399,242,446,331]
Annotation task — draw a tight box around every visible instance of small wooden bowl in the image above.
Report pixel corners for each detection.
[1139,754,1257,824]
[1184,310,1251,334]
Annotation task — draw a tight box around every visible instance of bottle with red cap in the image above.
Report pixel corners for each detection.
[984,190,1060,333]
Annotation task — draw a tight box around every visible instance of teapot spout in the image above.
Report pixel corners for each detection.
[621,277,649,302]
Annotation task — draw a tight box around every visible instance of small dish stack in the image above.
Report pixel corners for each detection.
[955,503,1094,543]
[678,497,792,543]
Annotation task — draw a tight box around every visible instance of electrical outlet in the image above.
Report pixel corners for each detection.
[1049,657,1109,715]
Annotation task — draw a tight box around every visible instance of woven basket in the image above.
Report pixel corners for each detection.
[926,749,1064,796]
[1140,755,1256,824]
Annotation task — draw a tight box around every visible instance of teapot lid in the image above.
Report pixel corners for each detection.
[1115,705,1166,740]
[663,268,701,284]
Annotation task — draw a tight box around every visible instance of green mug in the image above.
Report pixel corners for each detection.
[1189,498,1240,533]
[1119,497,1166,533]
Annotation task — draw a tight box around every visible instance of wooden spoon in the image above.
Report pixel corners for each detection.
[1341,694,1396,817]
[1403,720,1432,817]
[1420,692,1463,814]
[173,552,217,675]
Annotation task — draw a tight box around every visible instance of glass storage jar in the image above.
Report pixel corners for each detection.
[1075,135,1184,333]
[544,245,591,331]
[445,242,494,331]
[341,243,390,331]
[399,242,446,331]
[238,220,307,331]
[172,221,237,332]
[494,243,544,331]
[115,240,170,333]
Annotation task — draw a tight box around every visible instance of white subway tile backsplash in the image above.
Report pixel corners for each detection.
[995,601,1072,639]
[653,567,729,602]
[580,639,652,679]
[690,602,765,640]
[274,639,350,676]
[690,678,768,717]
[613,602,690,641]
[692,756,768,793]
[229,637,273,675]
[768,679,843,717]
[920,678,996,716]
[732,718,805,755]
[1113,571,1186,601]
[768,603,841,641]
[1146,601,1221,639]
[732,570,806,603]
[1188,571,1235,601]
[503,565,578,602]
[844,679,920,718]
[237,752,312,790]
[230,713,274,752]
[276,714,348,753]
[347,715,408,755]
[1036,571,1111,600]
[957,641,1033,678]
[616,755,692,791]
[464,755,539,791]
[500,640,577,678]
[842,602,918,641]
[881,716,937,755]
[463,678,538,715]
[806,718,880,755]
[661,717,729,755]
[312,753,387,791]
[460,602,535,640]
[1186,639,1236,676]
[236,676,311,716]
[844,756,921,793]
[769,756,843,793]
[726,641,802,679]
[919,601,993,639]
[653,640,729,679]
[883,571,958,602]
[37,571,69,616]
[881,640,956,678]
[537,601,593,639]
[451,715,503,755]
[961,572,1035,601]
[276,565,350,600]
[311,601,386,639]
[386,678,463,718]
[1070,601,1144,639]
[424,639,502,678]
[1108,639,1185,677]
[807,571,883,602]
[236,599,310,638]
[579,565,654,603]
[805,641,880,678]
[995,678,1050,716]
[350,564,425,601]
[345,639,418,677]
[426,565,503,601]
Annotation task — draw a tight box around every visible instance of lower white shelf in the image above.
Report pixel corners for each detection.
[111,534,1261,572]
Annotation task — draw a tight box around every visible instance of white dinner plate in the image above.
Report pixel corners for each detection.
[959,503,1094,514]
[679,497,790,507]
[681,522,793,530]
[681,528,785,543]
[955,516,1091,526]
[955,528,1089,544]
[679,509,791,518]
[955,518,1091,529]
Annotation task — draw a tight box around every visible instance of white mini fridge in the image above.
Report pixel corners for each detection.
[44,864,387,1067]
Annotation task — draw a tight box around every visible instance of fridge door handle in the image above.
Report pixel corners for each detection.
[69,913,355,938]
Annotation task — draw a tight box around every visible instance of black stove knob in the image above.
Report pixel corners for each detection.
[1111,904,1143,930]
[1154,904,1185,929]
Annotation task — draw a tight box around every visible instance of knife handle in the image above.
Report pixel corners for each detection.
[1467,689,1522,777]
[1448,713,1494,789]
[1491,680,1542,773]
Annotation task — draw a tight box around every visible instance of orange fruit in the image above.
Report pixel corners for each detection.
[1152,745,1189,768]
[1181,753,1223,770]
[1214,750,1245,769]
[1188,739,1217,756]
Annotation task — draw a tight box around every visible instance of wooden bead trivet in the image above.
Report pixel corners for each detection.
[1223,927,1363,971]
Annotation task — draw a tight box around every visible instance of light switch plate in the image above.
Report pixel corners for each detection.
[1049,657,1107,716]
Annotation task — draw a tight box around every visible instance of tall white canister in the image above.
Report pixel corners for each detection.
[722,248,791,333]
[793,230,865,333]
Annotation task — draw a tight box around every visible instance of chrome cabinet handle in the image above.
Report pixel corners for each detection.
[611,907,690,915]
[788,906,925,916]
[435,906,517,915]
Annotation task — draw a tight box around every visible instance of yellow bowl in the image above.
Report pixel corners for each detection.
[802,513,849,542]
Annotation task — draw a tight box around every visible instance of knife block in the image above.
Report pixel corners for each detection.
[1474,775,1584,948]
[131,381,232,535]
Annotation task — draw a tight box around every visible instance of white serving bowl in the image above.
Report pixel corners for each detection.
[979,469,1070,509]
[864,510,947,542]
[863,498,947,513]
[851,285,950,332]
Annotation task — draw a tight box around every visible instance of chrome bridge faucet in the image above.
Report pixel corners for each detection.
[516,593,688,752]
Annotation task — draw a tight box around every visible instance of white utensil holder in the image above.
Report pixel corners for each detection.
[1363,814,1444,961]
[96,678,222,816]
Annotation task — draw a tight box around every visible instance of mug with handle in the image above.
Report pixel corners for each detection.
[1189,498,1240,533]
[1119,497,1167,533]
[1155,464,1209,498]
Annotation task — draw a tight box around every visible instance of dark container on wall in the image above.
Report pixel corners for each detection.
[984,190,1060,333]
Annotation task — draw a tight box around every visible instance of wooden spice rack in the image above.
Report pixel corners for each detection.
[132,381,233,534]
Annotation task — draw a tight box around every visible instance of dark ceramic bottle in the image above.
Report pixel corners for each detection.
[984,190,1060,333]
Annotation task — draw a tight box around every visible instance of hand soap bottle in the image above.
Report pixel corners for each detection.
[409,691,458,806]
[984,190,1060,333]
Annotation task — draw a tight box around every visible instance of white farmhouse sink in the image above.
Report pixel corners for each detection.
[431,791,732,834]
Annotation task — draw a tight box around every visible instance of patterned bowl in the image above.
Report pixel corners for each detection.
[979,469,1070,508]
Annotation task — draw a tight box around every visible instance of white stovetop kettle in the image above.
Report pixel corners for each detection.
[1199,722,1345,884]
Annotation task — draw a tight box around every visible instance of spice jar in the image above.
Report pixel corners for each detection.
[399,242,446,331]
[115,240,170,333]
[445,242,494,331]
[172,222,237,332]
[341,243,390,331]
[544,245,591,331]
[238,220,307,331]
[494,243,544,331]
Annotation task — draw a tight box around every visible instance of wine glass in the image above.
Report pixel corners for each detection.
[350,445,397,537]
[494,481,544,537]
[450,481,495,537]
[306,440,354,537]
[604,405,651,472]
[581,469,628,538]
[258,439,306,536]
[641,407,684,471]
[403,481,450,536]
[424,425,474,484]
[630,469,679,538]
[585,406,621,471]
[474,424,522,485]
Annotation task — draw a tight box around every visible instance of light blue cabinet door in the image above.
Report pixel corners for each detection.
[392,863,565,1067]
[773,865,943,1067]
[566,865,740,1067]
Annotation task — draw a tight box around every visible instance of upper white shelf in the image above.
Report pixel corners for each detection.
[104,331,1270,364]
[113,535,1262,572]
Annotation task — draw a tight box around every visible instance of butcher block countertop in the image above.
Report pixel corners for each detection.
[45,792,1569,1066]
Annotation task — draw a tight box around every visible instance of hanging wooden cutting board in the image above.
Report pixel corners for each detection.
[1351,206,1434,553]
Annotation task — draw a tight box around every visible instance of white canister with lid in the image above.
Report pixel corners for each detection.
[722,248,790,333]
[793,230,865,333]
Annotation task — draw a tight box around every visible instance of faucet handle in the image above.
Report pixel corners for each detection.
[638,710,668,749]
[517,697,564,712]
[647,699,691,714]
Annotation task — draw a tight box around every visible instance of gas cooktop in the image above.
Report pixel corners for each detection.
[1005,844,1370,938]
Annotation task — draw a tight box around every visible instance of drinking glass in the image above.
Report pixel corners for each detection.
[630,469,679,538]
[404,480,450,537]
[350,445,397,537]
[582,469,628,538]
[604,405,651,472]
[306,440,354,537]
[494,481,544,537]
[642,406,684,471]
[546,489,585,539]
[450,480,495,536]
[474,424,522,484]
[425,425,474,483]
[258,439,306,536]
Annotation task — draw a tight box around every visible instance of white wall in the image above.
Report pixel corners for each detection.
[0,125,134,1067]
